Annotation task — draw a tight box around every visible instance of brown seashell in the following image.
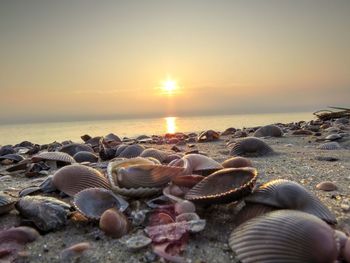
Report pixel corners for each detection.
[253,124,283,137]
[59,143,94,156]
[73,151,98,163]
[197,130,220,142]
[32,151,76,164]
[0,192,17,215]
[317,142,341,150]
[234,203,276,226]
[316,181,338,191]
[169,153,223,175]
[0,226,39,244]
[171,174,205,188]
[230,137,274,157]
[229,210,339,263]
[140,148,168,163]
[60,242,92,260]
[185,167,258,204]
[52,164,111,196]
[221,157,253,168]
[244,179,337,224]
[99,208,129,238]
[73,188,128,220]
[118,144,145,158]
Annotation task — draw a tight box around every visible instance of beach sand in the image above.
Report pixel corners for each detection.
[1,129,350,262]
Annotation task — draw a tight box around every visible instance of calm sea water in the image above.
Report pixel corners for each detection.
[0,112,313,145]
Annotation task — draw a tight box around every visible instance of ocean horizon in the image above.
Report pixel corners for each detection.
[0,111,314,145]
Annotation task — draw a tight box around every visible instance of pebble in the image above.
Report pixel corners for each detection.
[341,204,350,212]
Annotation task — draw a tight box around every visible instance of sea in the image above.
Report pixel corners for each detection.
[0,112,314,145]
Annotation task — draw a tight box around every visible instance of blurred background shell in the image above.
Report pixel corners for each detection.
[230,137,274,157]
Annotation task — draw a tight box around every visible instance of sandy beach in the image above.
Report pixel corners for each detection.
[1,118,350,263]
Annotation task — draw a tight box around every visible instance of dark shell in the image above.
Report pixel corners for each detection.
[221,157,253,168]
[59,143,94,156]
[0,145,15,156]
[0,154,24,163]
[244,179,337,224]
[104,133,121,143]
[32,152,76,164]
[197,130,220,142]
[140,148,168,163]
[114,144,128,157]
[99,208,129,238]
[0,226,39,244]
[317,142,341,150]
[15,195,71,232]
[229,137,274,157]
[52,164,111,196]
[0,192,17,215]
[316,181,338,191]
[234,203,276,226]
[118,144,145,158]
[185,167,258,204]
[292,129,313,135]
[6,159,30,172]
[85,136,101,148]
[253,124,283,137]
[229,210,338,263]
[73,151,99,163]
[73,188,128,220]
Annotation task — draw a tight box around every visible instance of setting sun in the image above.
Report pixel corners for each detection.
[161,78,178,95]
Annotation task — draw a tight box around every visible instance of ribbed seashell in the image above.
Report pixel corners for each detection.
[197,130,220,142]
[244,179,336,224]
[0,154,24,163]
[253,124,283,137]
[185,167,258,204]
[32,151,76,164]
[59,143,94,156]
[171,174,205,188]
[0,192,17,215]
[99,208,129,238]
[0,226,39,244]
[325,133,342,141]
[234,203,276,226]
[221,157,253,168]
[229,137,274,157]
[140,148,168,163]
[229,210,339,263]
[73,188,128,220]
[169,153,223,175]
[52,164,111,196]
[317,141,341,150]
[118,144,145,158]
[73,151,98,163]
[316,181,337,191]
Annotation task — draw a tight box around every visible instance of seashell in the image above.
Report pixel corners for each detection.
[174,201,196,214]
[169,153,223,175]
[85,136,101,149]
[19,186,41,197]
[104,133,121,144]
[32,151,76,164]
[292,129,313,135]
[171,174,205,188]
[163,185,186,203]
[325,133,342,141]
[197,130,220,142]
[99,208,129,238]
[0,226,39,244]
[229,137,274,157]
[221,156,253,168]
[0,154,24,163]
[73,188,128,220]
[317,141,341,150]
[253,124,283,137]
[175,212,200,222]
[6,159,30,172]
[60,242,92,261]
[125,234,152,251]
[221,127,236,136]
[73,151,99,163]
[185,167,258,204]
[52,164,111,196]
[0,192,17,215]
[118,144,145,158]
[146,195,172,209]
[140,148,168,163]
[114,144,128,157]
[244,179,337,224]
[316,181,337,191]
[0,145,15,156]
[16,195,71,232]
[229,210,340,263]
[234,203,276,226]
[59,143,94,156]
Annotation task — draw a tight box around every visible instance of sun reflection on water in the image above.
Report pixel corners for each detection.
[165,117,177,134]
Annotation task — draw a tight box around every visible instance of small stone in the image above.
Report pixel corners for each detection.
[316,181,338,191]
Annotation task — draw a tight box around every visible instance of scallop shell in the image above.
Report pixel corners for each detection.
[185,167,258,204]
[169,153,223,175]
[253,124,283,137]
[118,144,145,158]
[73,151,99,163]
[32,152,76,164]
[229,210,338,263]
[73,188,128,220]
[140,148,168,163]
[59,143,94,156]
[52,164,111,196]
[244,179,336,224]
[197,130,220,142]
[317,142,341,150]
[316,181,337,191]
[229,137,274,157]
[234,203,276,226]
[221,157,253,168]
[0,192,17,215]
[99,208,129,238]
[171,174,205,188]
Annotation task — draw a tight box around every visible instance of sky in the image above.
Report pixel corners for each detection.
[0,0,349,124]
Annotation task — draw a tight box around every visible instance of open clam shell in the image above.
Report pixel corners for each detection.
[229,210,338,263]
[73,188,128,220]
[253,124,283,137]
[52,164,110,196]
[230,137,274,157]
[32,152,76,164]
[185,167,258,204]
[244,179,337,224]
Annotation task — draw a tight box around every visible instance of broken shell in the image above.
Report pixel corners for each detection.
[244,179,337,224]
[0,192,17,215]
[73,151,98,163]
[140,148,169,163]
[99,208,129,238]
[253,124,283,137]
[73,188,128,220]
[221,157,253,168]
[125,234,152,251]
[229,210,339,263]
[59,143,94,156]
[52,164,110,196]
[32,152,76,164]
[316,181,338,191]
[118,144,145,158]
[317,142,341,150]
[230,137,274,157]
[185,167,258,204]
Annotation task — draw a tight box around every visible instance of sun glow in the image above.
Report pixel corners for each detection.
[165,117,177,134]
[161,78,178,95]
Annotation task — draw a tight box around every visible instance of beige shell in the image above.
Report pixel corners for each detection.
[221,157,253,168]
[32,151,76,164]
[99,208,129,238]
